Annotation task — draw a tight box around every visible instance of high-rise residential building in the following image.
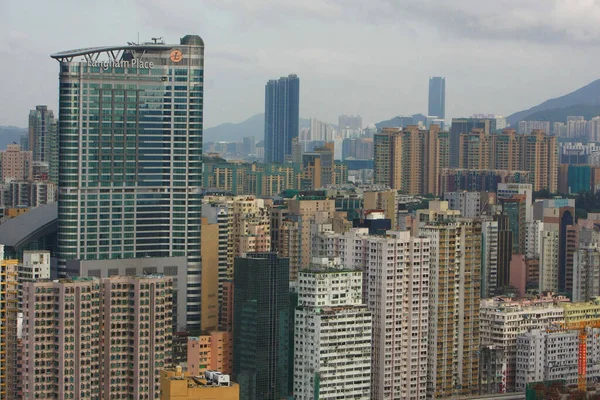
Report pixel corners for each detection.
[517,120,551,135]
[438,169,530,194]
[449,117,494,168]
[366,231,430,400]
[242,136,256,156]
[459,129,490,170]
[28,105,58,183]
[233,253,290,400]
[21,275,172,399]
[373,125,448,195]
[51,35,204,328]
[310,118,335,141]
[428,77,445,120]
[443,191,481,218]
[271,196,336,284]
[481,216,499,298]
[0,180,56,208]
[516,328,600,391]
[518,129,559,193]
[497,183,533,222]
[0,144,32,182]
[200,218,219,332]
[341,137,373,160]
[188,332,233,375]
[373,127,402,189]
[17,250,51,306]
[301,143,334,190]
[311,229,431,399]
[294,258,371,399]
[338,114,362,138]
[363,190,397,229]
[420,217,481,398]
[479,296,566,393]
[573,227,600,302]
[264,74,300,163]
[0,251,18,399]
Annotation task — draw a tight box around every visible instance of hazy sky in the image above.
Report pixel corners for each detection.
[2,0,600,128]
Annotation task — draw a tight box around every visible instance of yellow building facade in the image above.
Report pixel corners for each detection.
[160,368,239,400]
[562,297,600,323]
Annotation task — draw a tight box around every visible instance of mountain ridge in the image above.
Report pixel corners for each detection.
[507,79,600,125]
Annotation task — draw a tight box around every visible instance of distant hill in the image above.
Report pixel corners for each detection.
[0,126,26,149]
[204,114,312,143]
[374,114,427,130]
[507,79,600,125]
[519,104,600,124]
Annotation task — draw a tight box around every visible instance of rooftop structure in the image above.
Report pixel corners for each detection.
[160,367,239,400]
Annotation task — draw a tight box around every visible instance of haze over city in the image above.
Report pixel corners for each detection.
[2,0,600,128]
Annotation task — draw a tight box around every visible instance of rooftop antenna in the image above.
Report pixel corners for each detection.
[137,31,140,45]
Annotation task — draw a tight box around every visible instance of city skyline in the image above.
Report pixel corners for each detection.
[2,1,600,129]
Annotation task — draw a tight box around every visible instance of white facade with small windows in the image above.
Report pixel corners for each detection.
[294,258,371,399]
[516,328,600,391]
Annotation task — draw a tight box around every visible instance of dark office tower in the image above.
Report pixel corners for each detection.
[233,253,290,400]
[28,105,58,183]
[428,76,445,119]
[558,207,576,295]
[264,74,300,164]
[51,35,204,328]
[496,214,513,292]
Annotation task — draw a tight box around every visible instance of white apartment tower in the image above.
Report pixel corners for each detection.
[443,191,481,218]
[481,217,499,298]
[479,297,566,392]
[312,229,430,400]
[294,258,371,399]
[573,229,600,302]
[516,328,600,391]
[366,231,430,400]
[540,227,560,292]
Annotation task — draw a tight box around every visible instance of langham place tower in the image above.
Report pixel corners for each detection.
[51,35,204,328]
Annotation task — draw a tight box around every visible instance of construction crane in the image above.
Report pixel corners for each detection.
[547,319,600,391]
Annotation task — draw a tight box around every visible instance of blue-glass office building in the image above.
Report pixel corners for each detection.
[264,75,299,164]
[51,35,204,328]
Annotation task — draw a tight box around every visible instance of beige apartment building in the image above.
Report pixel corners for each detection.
[373,126,448,195]
[420,217,482,398]
[21,275,172,400]
[0,144,32,182]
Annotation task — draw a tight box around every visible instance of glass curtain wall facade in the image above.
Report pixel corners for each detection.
[264,74,299,164]
[233,252,290,400]
[52,35,204,328]
[428,76,445,119]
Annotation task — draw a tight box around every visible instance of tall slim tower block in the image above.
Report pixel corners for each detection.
[51,35,204,329]
[264,74,300,163]
[28,105,58,183]
[428,77,446,119]
[421,218,481,398]
[294,258,372,399]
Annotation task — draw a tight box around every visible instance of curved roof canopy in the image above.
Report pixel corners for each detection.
[0,203,57,250]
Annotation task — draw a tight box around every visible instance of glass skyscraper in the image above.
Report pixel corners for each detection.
[264,74,299,164]
[51,35,204,328]
[233,252,290,400]
[428,76,446,119]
